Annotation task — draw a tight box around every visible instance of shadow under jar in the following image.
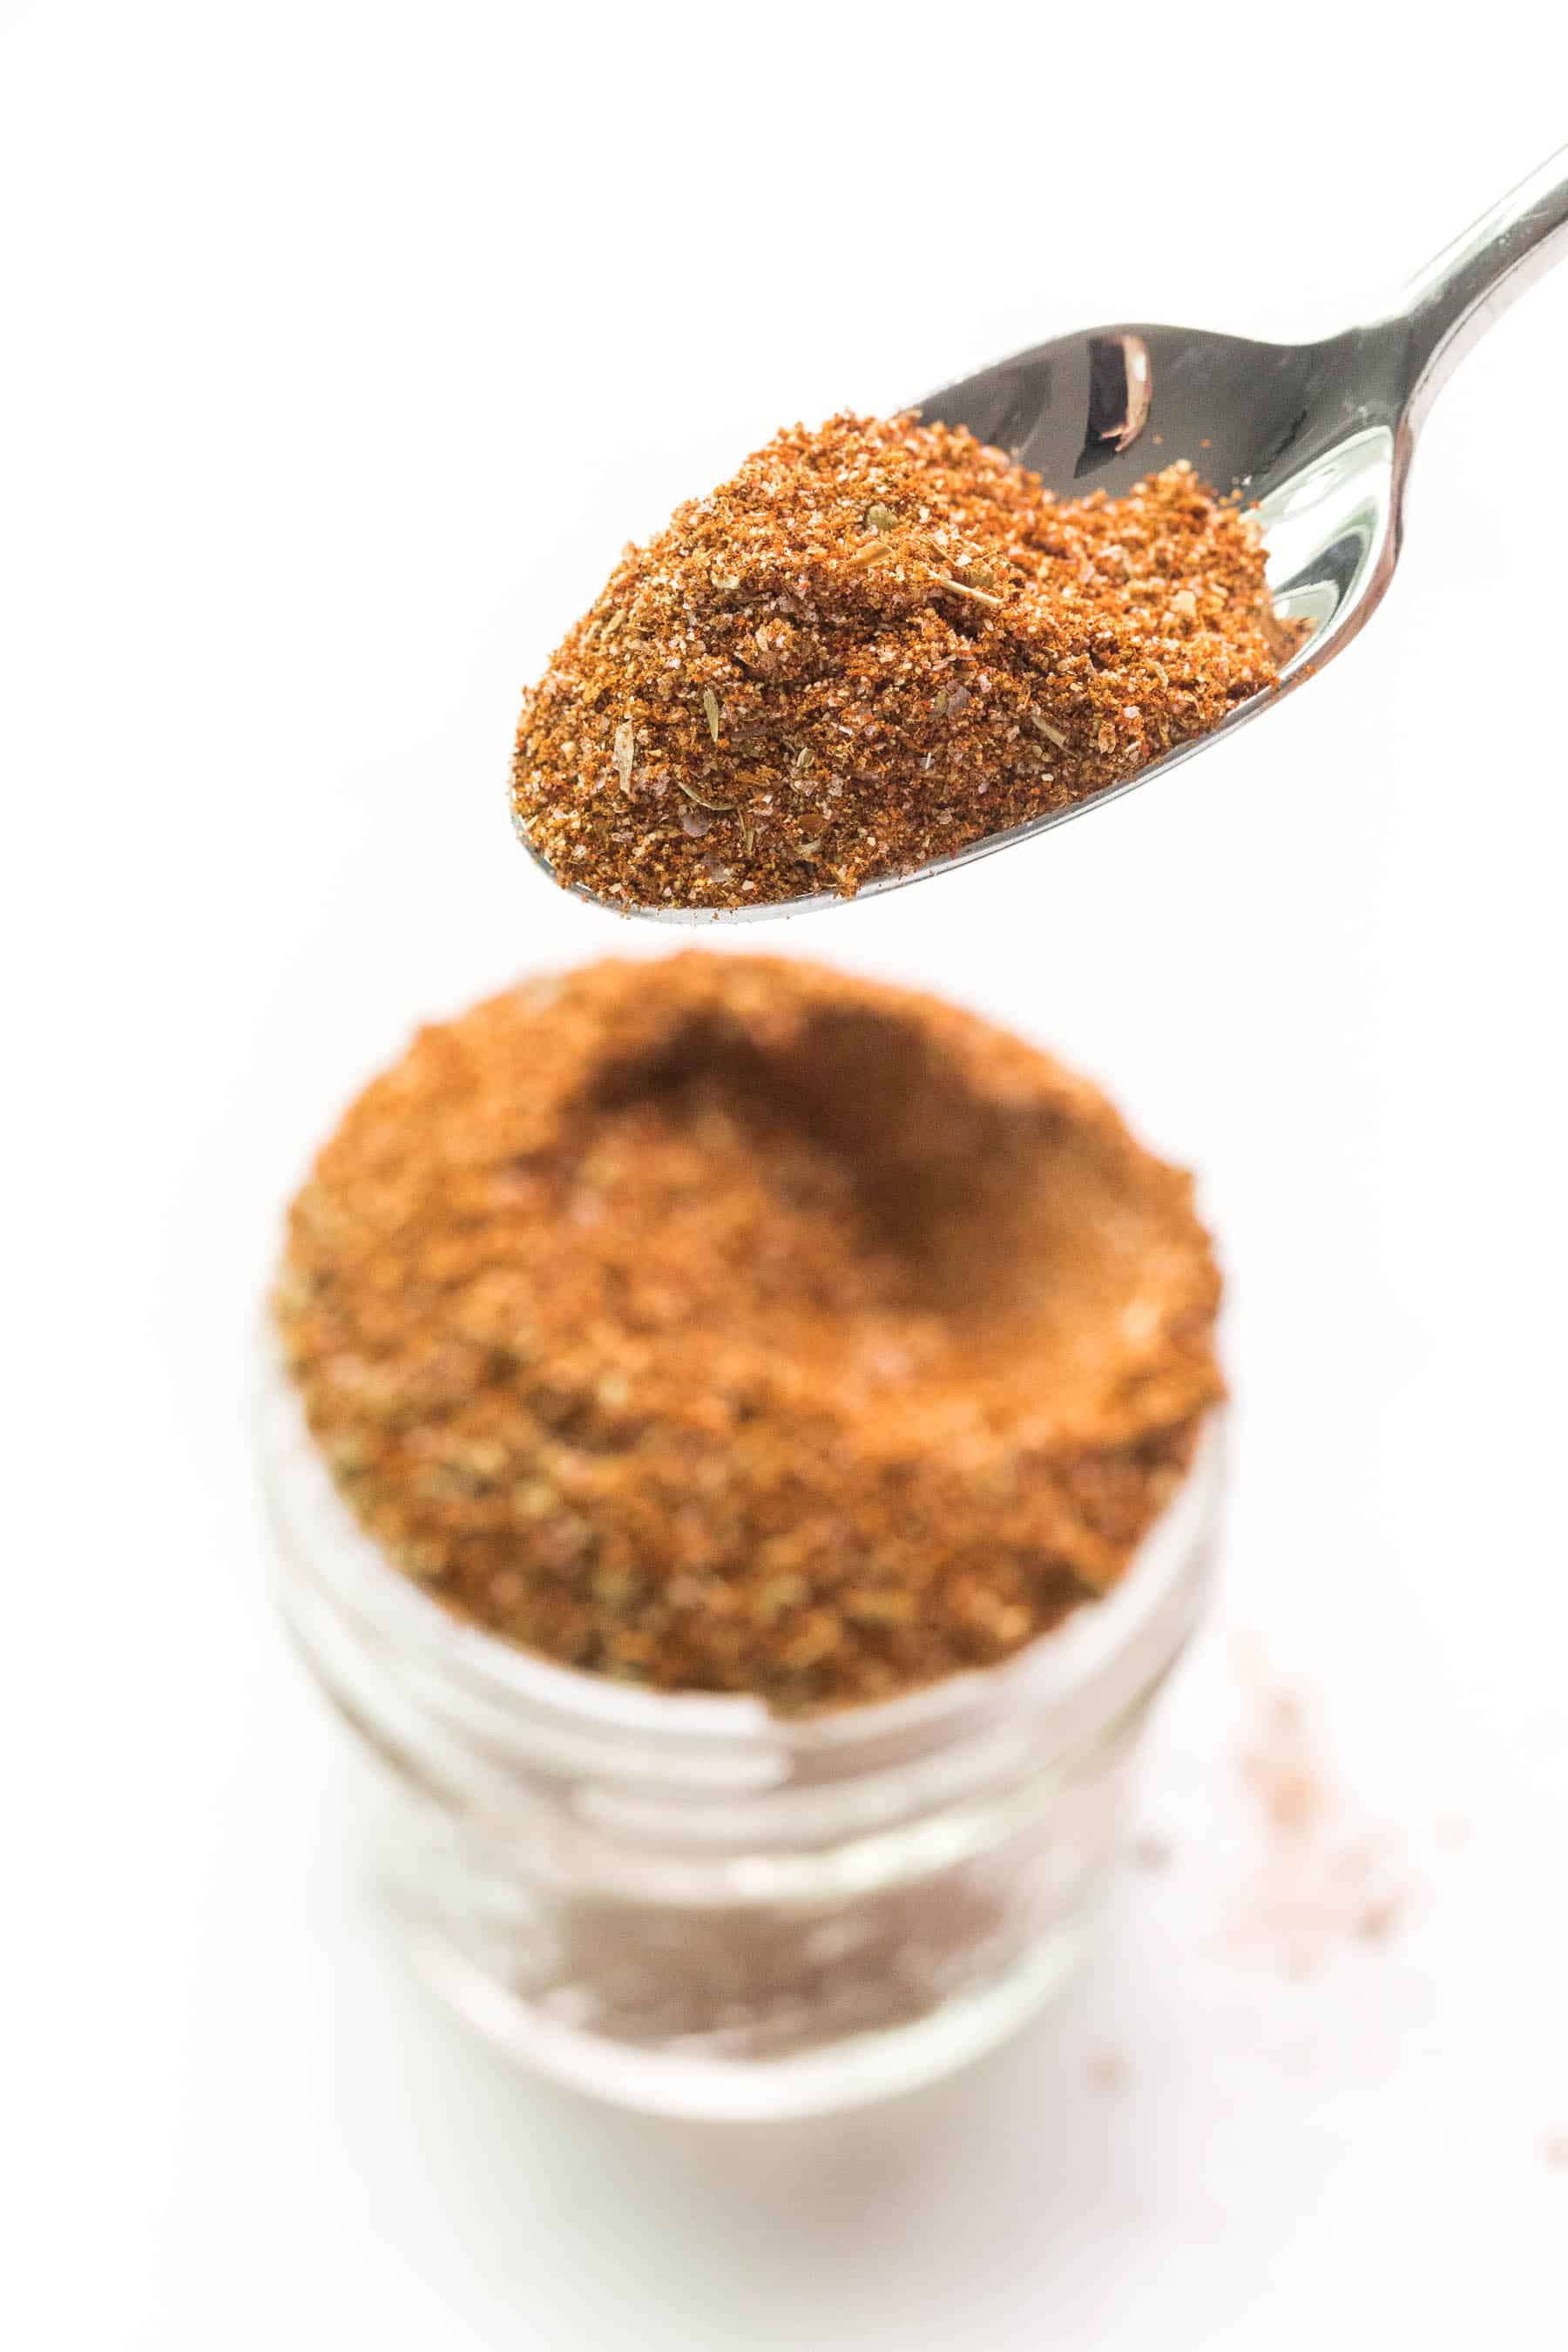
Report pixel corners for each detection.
[261,1362,1220,2121]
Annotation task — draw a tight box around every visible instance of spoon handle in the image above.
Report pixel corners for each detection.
[1398,146,1568,431]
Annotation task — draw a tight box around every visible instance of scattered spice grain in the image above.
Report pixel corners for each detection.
[1229,1651,1409,1974]
[511,414,1292,910]
[274,955,1223,1711]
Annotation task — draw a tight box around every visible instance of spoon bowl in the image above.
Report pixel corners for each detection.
[518,151,1568,921]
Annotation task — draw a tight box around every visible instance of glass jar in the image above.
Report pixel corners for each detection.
[260,1358,1221,2120]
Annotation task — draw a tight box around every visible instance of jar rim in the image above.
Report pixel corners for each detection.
[259,1341,1221,1754]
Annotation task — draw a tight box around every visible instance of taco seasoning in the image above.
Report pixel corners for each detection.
[510,413,1289,910]
[274,954,1223,1712]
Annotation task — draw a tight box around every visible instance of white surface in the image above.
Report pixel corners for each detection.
[4,5,1567,2344]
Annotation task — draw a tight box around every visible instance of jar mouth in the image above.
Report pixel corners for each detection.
[259,1340,1221,1754]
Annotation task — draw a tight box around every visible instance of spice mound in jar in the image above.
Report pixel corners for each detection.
[511,412,1292,911]
[275,955,1223,1712]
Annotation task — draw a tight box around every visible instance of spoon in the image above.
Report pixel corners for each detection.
[521,147,1568,921]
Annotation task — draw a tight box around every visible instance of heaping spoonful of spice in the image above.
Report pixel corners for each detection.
[511,149,1568,920]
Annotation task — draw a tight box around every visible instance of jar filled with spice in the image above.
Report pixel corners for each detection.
[263,954,1226,2117]
[265,1366,1219,2118]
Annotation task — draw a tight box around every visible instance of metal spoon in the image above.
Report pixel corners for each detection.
[521,148,1568,922]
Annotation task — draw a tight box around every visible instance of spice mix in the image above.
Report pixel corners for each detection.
[511,413,1287,909]
[276,955,1223,1711]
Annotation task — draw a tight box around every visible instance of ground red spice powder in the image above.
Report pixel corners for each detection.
[274,956,1223,1710]
[511,414,1288,910]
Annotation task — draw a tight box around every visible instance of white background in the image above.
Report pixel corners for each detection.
[5,4,1567,2344]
